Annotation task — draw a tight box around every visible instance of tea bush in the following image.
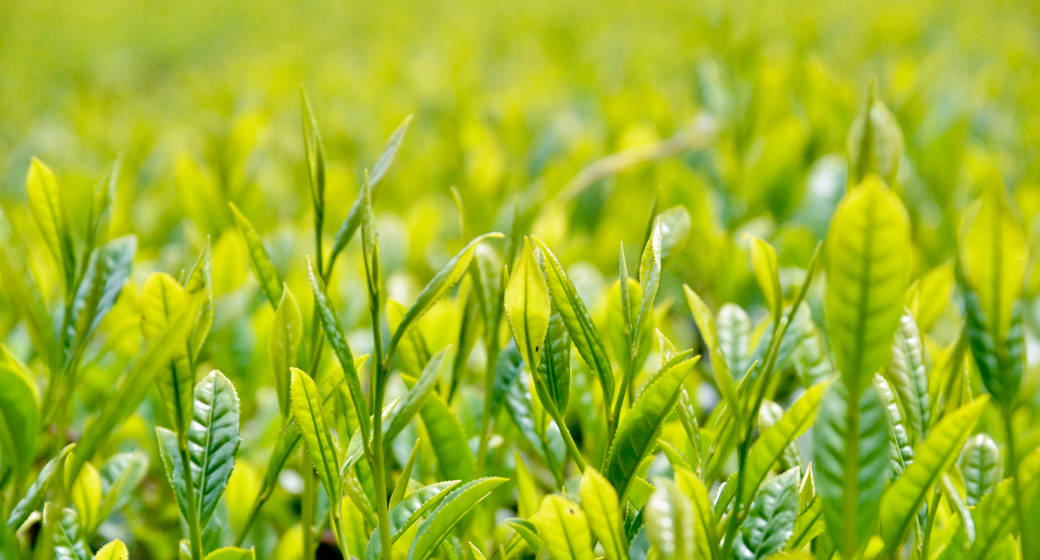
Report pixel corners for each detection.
[1,1,1038,559]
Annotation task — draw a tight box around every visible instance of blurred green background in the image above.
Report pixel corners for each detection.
[2,0,1039,557]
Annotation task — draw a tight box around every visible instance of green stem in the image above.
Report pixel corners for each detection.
[178,444,204,560]
[1002,405,1028,554]
[476,336,501,474]
[301,449,316,560]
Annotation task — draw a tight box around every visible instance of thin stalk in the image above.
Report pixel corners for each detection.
[300,449,317,559]
[475,335,501,474]
[178,444,204,560]
[1002,405,1028,554]
[552,410,586,472]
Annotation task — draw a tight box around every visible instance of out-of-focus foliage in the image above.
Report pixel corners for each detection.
[1,0,1039,558]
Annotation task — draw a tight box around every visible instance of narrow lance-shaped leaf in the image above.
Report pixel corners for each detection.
[407,477,508,560]
[384,347,453,446]
[329,114,414,268]
[187,370,241,527]
[634,221,661,357]
[684,286,743,427]
[67,235,136,357]
[824,175,911,396]
[645,479,695,560]
[48,504,91,560]
[388,232,502,357]
[308,258,369,441]
[674,466,719,560]
[505,237,551,373]
[96,451,149,524]
[604,353,699,497]
[7,443,76,531]
[419,390,475,481]
[959,433,1001,506]
[300,85,326,215]
[530,237,614,402]
[813,380,890,559]
[579,468,626,560]
[884,311,929,442]
[530,495,596,560]
[228,202,283,307]
[269,287,302,419]
[878,396,987,553]
[746,235,782,324]
[536,313,570,414]
[847,83,904,185]
[290,368,342,503]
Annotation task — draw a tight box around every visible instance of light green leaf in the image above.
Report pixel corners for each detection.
[97,451,149,525]
[717,304,751,379]
[674,466,719,560]
[847,84,904,185]
[578,468,626,560]
[48,504,91,560]
[290,368,342,502]
[419,390,475,481]
[7,443,75,531]
[27,157,76,288]
[140,272,194,436]
[646,479,695,560]
[657,205,691,260]
[93,540,128,560]
[534,313,570,414]
[736,467,799,560]
[0,211,61,374]
[269,287,302,419]
[884,311,929,442]
[300,85,326,215]
[204,547,256,560]
[188,370,241,527]
[67,460,102,535]
[824,175,911,395]
[879,397,987,553]
[328,114,414,269]
[531,237,614,402]
[604,353,698,497]
[959,433,1001,506]
[0,345,39,479]
[683,285,743,426]
[385,347,452,447]
[635,222,662,357]
[408,477,508,560]
[228,202,283,308]
[308,258,369,441]
[505,237,551,373]
[530,495,595,560]
[746,235,782,322]
[813,380,890,559]
[67,235,136,357]
[965,447,1040,559]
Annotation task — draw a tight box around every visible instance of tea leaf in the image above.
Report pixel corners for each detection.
[530,495,596,560]
[746,235,782,323]
[683,286,743,427]
[385,347,452,445]
[578,468,626,560]
[6,443,75,531]
[204,547,256,560]
[408,477,508,560]
[290,368,342,503]
[140,272,194,436]
[959,433,1001,506]
[419,390,475,481]
[27,157,76,289]
[645,479,695,560]
[824,176,911,396]
[188,370,241,527]
[269,287,302,419]
[229,202,283,308]
[735,467,799,560]
[0,345,40,479]
[505,237,551,373]
[93,540,128,560]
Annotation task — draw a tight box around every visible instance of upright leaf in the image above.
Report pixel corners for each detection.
[645,479,695,560]
[67,236,136,355]
[746,235,782,323]
[0,346,39,479]
[407,477,508,560]
[824,176,911,396]
[269,287,303,419]
[813,380,890,559]
[228,202,283,307]
[578,468,626,560]
[536,313,571,416]
[140,272,194,436]
[847,84,904,185]
[530,495,595,560]
[188,370,241,527]
[93,540,128,560]
[300,86,326,215]
[505,238,551,373]
[7,444,75,531]
[736,467,799,560]
[604,353,699,497]
[884,311,929,442]
[290,368,342,502]
[684,286,743,426]
[27,157,76,288]
[531,237,614,401]
[959,433,1001,506]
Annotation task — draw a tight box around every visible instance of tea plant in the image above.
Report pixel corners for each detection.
[0,67,1037,560]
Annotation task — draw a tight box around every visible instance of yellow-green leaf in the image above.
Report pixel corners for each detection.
[26,157,75,287]
[505,237,551,373]
[530,495,595,560]
[93,540,128,560]
[578,468,626,560]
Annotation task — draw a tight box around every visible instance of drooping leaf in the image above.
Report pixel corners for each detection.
[530,495,596,560]
[645,479,695,560]
[505,237,551,373]
[824,175,911,396]
[578,468,626,560]
[407,477,508,560]
[269,287,302,419]
[959,433,1001,506]
[228,202,283,308]
[813,380,890,559]
[531,237,614,402]
[604,353,698,497]
[879,397,987,553]
[736,467,799,560]
[290,368,342,503]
